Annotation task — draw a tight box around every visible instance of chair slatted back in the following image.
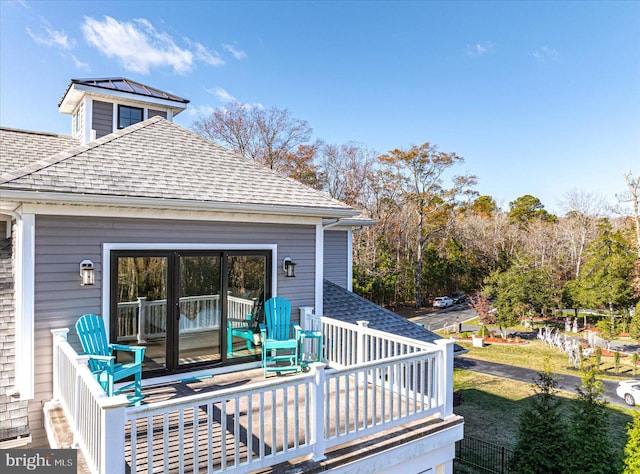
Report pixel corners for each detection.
[264,296,292,340]
[75,314,111,372]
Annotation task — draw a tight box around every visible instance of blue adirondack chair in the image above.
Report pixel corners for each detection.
[75,314,145,405]
[259,296,301,376]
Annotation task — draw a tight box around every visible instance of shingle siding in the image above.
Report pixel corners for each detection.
[0,224,30,443]
[324,230,348,288]
[92,100,113,139]
[26,214,317,446]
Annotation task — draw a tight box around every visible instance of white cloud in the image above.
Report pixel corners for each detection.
[72,55,91,72]
[82,16,193,74]
[532,45,559,61]
[82,16,224,74]
[186,104,217,118]
[185,39,224,66]
[223,43,247,60]
[26,22,74,50]
[205,86,237,103]
[466,41,494,57]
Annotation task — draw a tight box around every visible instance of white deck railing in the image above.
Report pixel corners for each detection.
[117,295,255,343]
[51,314,454,474]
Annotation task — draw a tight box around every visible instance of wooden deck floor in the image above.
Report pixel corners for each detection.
[124,367,449,473]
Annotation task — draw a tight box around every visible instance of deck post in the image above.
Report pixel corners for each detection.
[136,297,147,343]
[356,321,369,386]
[309,362,327,462]
[50,328,69,401]
[299,306,314,330]
[435,339,455,419]
[98,394,129,474]
[356,321,369,365]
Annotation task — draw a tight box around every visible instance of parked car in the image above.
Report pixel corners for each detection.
[433,297,454,308]
[616,380,640,406]
[451,292,467,304]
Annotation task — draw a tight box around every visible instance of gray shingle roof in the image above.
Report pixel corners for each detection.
[323,279,451,347]
[0,128,79,172]
[0,117,357,215]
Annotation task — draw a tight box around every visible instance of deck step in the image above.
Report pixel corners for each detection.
[42,401,94,474]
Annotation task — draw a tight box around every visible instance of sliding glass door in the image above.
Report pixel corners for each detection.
[111,250,270,375]
[177,255,222,367]
[226,254,268,359]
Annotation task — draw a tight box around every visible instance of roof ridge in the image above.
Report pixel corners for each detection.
[0,116,164,185]
[0,126,75,139]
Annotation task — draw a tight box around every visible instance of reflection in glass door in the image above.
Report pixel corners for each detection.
[226,254,267,359]
[178,255,222,366]
[114,255,168,371]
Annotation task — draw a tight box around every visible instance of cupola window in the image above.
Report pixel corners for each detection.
[118,105,143,129]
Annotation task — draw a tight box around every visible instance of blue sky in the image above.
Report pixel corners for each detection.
[1,1,638,214]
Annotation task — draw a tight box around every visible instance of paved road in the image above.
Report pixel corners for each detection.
[409,303,476,331]
[454,356,630,409]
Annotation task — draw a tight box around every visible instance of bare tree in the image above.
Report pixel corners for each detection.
[618,171,640,257]
[317,141,377,208]
[193,102,313,174]
[558,189,605,277]
[379,143,476,307]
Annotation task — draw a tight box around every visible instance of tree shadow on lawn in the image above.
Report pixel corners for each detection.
[453,373,632,464]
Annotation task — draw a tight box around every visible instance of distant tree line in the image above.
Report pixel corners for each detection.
[193,103,640,327]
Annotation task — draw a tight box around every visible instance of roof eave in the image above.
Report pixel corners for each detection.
[59,83,189,115]
[0,190,359,219]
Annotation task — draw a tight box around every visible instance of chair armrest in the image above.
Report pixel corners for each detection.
[86,354,115,362]
[85,354,116,371]
[110,343,144,352]
[110,344,146,364]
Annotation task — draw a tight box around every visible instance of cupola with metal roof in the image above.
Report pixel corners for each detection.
[58,77,189,143]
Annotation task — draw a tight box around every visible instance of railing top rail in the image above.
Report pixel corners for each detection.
[126,370,316,418]
[56,338,121,402]
[315,315,440,352]
[325,350,438,378]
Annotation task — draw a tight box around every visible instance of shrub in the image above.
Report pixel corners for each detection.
[476,325,490,337]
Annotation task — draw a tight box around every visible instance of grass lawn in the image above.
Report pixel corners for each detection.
[451,337,640,381]
[454,369,634,470]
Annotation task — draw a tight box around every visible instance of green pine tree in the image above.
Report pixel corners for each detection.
[623,411,640,474]
[568,359,618,474]
[511,364,568,474]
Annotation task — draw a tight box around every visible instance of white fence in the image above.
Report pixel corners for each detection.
[117,295,255,343]
[51,315,454,474]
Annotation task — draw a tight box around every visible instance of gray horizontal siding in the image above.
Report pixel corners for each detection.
[148,109,167,119]
[92,100,113,138]
[29,214,317,446]
[324,230,348,288]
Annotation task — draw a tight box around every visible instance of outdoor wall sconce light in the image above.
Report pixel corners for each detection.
[282,257,296,278]
[80,259,95,286]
